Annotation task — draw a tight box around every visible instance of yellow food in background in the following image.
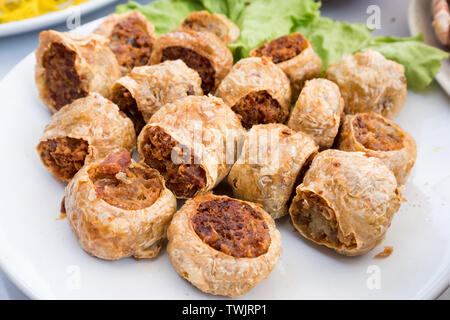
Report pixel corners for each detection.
[0,0,89,23]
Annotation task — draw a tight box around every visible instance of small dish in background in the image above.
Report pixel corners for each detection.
[409,0,450,95]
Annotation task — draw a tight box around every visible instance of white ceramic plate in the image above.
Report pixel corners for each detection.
[408,0,450,96]
[0,19,449,300]
[0,0,117,38]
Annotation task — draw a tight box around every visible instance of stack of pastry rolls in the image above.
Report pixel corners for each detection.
[33,8,417,298]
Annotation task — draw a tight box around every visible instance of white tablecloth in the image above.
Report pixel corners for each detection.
[0,0,448,300]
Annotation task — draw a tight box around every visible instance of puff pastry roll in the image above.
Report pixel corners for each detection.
[215,57,291,129]
[37,93,136,182]
[336,113,416,185]
[179,10,240,44]
[111,60,203,133]
[325,49,407,118]
[35,30,121,113]
[138,96,245,198]
[150,29,233,94]
[287,79,344,149]
[94,11,156,75]
[65,148,177,260]
[250,33,322,97]
[289,150,402,256]
[167,193,282,297]
[228,124,318,219]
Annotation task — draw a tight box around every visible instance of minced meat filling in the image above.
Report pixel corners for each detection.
[109,16,154,71]
[112,85,145,134]
[253,33,306,64]
[191,198,271,258]
[232,90,285,129]
[88,148,162,210]
[292,191,356,249]
[43,43,87,110]
[141,126,207,198]
[353,114,404,151]
[161,46,215,94]
[38,137,89,181]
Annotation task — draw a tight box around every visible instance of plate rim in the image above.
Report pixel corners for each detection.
[0,0,118,38]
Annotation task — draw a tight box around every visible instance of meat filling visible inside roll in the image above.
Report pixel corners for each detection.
[252,34,306,64]
[353,114,404,151]
[291,191,356,249]
[161,46,215,94]
[111,85,146,134]
[141,126,206,198]
[88,149,162,210]
[191,198,271,258]
[232,90,284,129]
[37,137,89,181]
[109,16,154,71]
[43,43,87,110]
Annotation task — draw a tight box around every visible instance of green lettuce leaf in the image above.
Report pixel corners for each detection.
[230,0,320,59]
[117,0,449,90]
[294,17,372,70]
[196,0,228,15]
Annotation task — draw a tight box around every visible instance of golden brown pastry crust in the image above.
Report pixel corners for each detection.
[336,113,417,185]
[325,49,407,118]
[228,124,318,219]
[287,78,344,149]
[65,149,177,260]
[93,11,156,75]
[150,29,233,93]
[111,60,203,123]
[35,30,121,113]
[179,10,240,44]
[289,150,401,256]
[215,57,291,127]
[36,93,136,182]
[138,95,245,198]
[167,193,282,297]
[250,33,322,97]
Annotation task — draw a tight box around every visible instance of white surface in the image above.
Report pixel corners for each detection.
[408,0,450,96]
[0,0,449,300]
[0,0,118,37]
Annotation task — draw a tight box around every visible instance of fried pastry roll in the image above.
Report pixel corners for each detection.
[289,150,402,256]
[94,11,156,75]
[35,30,121,113]
[215,57,291,129]
[37,93,136,182]
[249,33,322,97]
[138,96,245,198]
[167,193,282,297]
[228,124,318,219]
[65,148,177,260]
[150,30,233,94]
[325,49,407,118]
[287,79,344,149]
[179,10,240,44]
[336,113,416,185]
[111,60,203,133]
